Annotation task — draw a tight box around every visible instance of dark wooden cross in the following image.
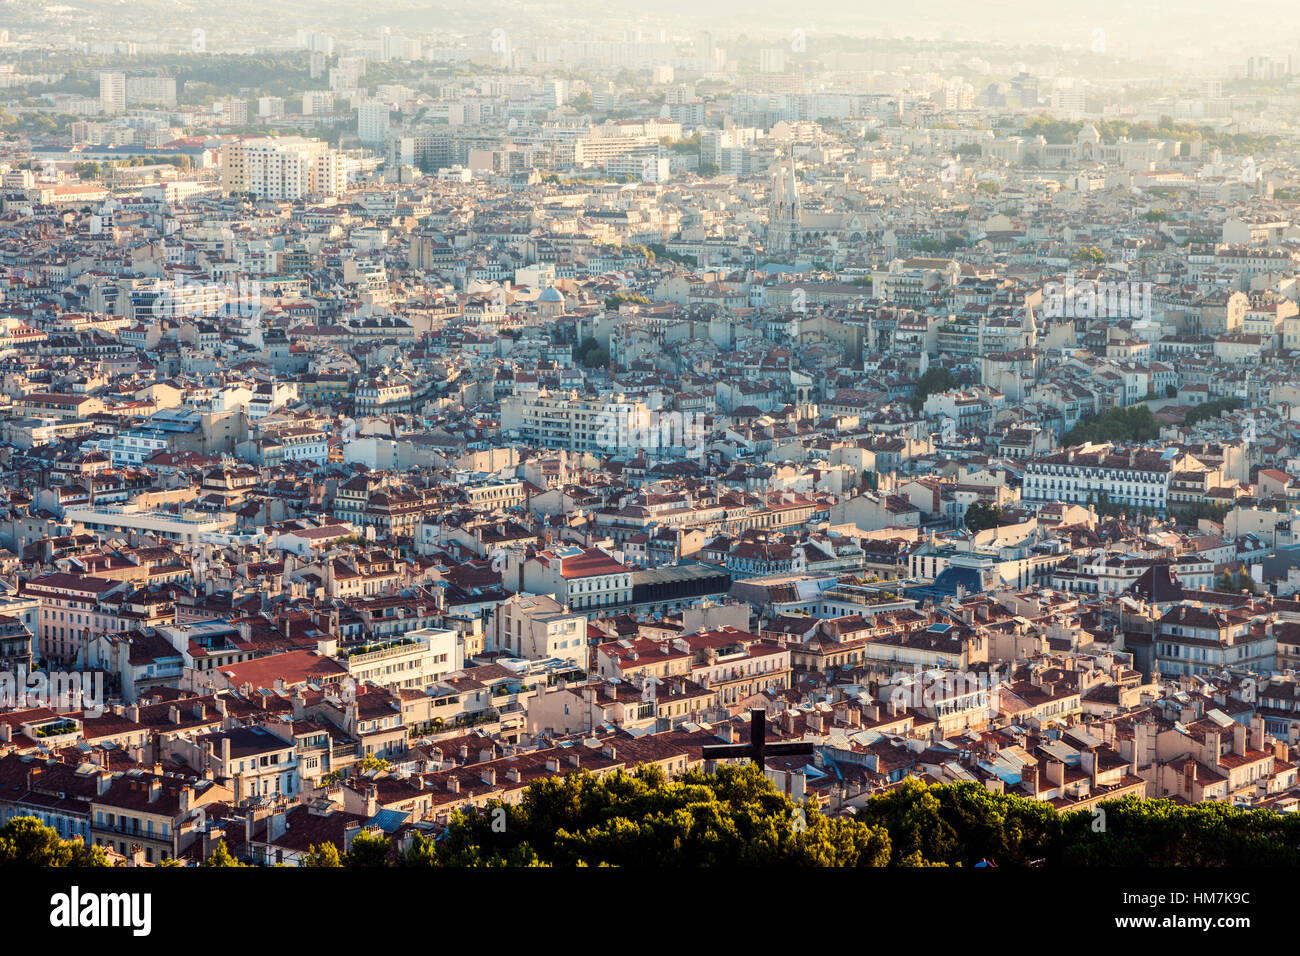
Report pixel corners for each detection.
[702,708,815,769]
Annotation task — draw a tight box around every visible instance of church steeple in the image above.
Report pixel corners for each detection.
[1021,298,1038,348]
[767,149,800,255]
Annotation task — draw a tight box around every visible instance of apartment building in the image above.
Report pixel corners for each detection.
[523,546,634,612]
[22,572,130,665]
[220,137,345,200]
[490,593,587,667]
[1022,443,1173,512]
[501,388,648,454]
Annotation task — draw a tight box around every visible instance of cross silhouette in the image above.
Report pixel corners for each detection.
[702,708,814,769]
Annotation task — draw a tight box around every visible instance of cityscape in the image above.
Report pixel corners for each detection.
[0,0,1297,900]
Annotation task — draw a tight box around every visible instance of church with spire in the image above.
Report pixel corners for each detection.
[766,151,802,255]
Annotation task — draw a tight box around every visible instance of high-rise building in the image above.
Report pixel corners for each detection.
[220,98,248,126]
[760,49,786,74]
[125,76,177,107]
[357,100,391,145]
[220,137,345,200]
[301,90,335,114]
[99,72,126,114]
[1010,71,1038,109]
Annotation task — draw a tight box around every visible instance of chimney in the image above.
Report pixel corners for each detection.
[790,771,807,802]
[447,776,460,793]
[1251,715,1265,752]
[1046,760,1066,786]
[568,752,581,768]
[192,702,207,721]
[1206,730,1222,766]
[480,767,496,786]
[126,704,140,722]
[1022,763,1039,794]
[505,767,521,784]
[179,785,192,812]
[545,756,560,772]
[168,705,181,725]
[1183,759,1196,793]
[1232,721,1247,756]
[148,778,162,803]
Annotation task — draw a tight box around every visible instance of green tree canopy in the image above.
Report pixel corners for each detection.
[910,366,957,412]
[300,842,343,867]
[422,764,891,867]
[344,831,393,867]
[1063,404,1159,445]
[203,840,247,867]
[964,501,1003,532]
[0,816,109,867]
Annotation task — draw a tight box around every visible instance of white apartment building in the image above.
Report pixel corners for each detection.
[523,546,634,612]
[358,100,391,145]
[500,388,646,454]
[220,137,345,200]
[1022,444,1173,512]
[491,593,587,668]
[301,90,335,114]
[126,75,177,107]
[65,505,238,547]
[340,627,462,691]
[99,72,125,114]
[96,431,169,467]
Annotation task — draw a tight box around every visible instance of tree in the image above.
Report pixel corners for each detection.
[697,162,720,177]
[428,764,891,867]
[359,756,391,773]
[1183,397,1242,426]
[398,833,441,867]
[964,501,1003,532]
[343,831,392,867]
[577,335,610,368]
[203,840,246,867]
[604,293,649,310]
[1165,384,1177,398]
[0,816,109,867]
[1063,404,1159,445]
[1071,246,1106,265]
[910,366,957,412]
[300,842,343,867]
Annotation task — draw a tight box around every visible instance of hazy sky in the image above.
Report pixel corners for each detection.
[36,0,1300,68]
